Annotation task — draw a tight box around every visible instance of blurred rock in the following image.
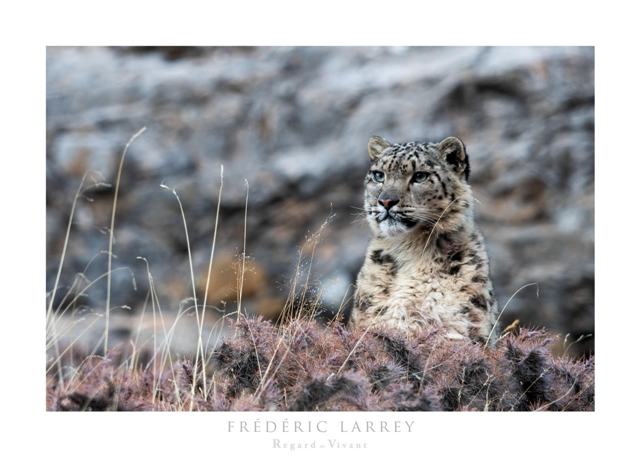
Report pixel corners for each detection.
[46,46,594,355]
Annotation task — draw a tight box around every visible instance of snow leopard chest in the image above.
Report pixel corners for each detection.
[352,237,496,341]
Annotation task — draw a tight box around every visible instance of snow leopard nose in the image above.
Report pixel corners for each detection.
[378,196,400,209]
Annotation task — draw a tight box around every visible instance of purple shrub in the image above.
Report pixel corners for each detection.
[47,317,594,411]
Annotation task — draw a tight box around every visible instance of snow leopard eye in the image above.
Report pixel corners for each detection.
[412,171,429,183]
[372,170,385,183]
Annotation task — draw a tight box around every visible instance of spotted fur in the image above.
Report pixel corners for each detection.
[351,136,498,344]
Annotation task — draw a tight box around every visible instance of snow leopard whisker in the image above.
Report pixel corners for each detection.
[395,213,439,224]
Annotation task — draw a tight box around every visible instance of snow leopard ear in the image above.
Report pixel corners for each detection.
[437,136,470,181]
[368,136,391,160]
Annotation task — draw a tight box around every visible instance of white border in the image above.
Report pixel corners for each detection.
[2,0,639,455]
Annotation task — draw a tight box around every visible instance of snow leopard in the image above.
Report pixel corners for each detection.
[351,135,498,344]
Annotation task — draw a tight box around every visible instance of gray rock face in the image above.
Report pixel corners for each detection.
[46,46,594,355]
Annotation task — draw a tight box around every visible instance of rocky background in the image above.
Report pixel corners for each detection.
[46,46,594,356]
